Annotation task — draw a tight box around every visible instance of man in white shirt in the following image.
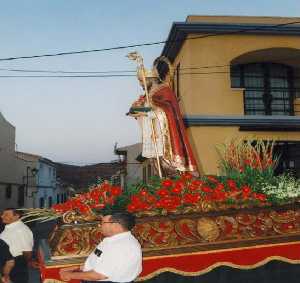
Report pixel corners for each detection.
[60,212,142,283]
[0,208,34,283]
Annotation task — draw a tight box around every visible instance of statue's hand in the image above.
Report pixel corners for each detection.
[127,111,148,118]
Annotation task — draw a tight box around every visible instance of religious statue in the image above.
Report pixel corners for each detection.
[127,52,198,177]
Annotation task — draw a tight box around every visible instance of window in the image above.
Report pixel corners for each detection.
[174,63,181,99]
[48,196,53,208]
[274,141,300,178]
[17,185,25,207]
[231,63,296,115]
[5,185,12,199]
[57,194,60,204]
[39,197,45,208]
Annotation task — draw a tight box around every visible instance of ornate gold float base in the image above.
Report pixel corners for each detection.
[47,204,300,260]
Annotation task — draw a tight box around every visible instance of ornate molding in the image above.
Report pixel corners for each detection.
[46,206,300,261]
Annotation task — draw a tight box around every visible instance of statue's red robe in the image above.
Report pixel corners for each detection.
[151,83,198,174]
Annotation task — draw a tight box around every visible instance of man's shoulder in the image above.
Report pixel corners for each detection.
[7,221,33,236]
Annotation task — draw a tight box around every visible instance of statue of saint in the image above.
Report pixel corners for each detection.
[128,53,198,177]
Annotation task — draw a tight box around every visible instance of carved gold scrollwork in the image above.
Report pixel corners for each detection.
[148,221,175,247]
[151,220,174,233]
[197,217,220,242]
[215,216,238,239]
[134,223,154,247]
[62,210,101,224]
[269,210,296,223]
[273,222,300,234]
[134,221,175,248]
[90,226,103,247]
[249,213,273,237]
[271,210,300,235]
[174,219,200,244]
[51,224,101,257]
[236,214,257,225]
[78,228,94,256]
[55,228,82,256]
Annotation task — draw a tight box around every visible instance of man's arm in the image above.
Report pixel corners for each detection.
[2,259,15,283]
[59,269,108,282]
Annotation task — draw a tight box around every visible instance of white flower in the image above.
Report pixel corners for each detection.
[260,174,300,201]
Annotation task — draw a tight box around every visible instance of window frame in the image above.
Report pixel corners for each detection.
[231,62,295,116]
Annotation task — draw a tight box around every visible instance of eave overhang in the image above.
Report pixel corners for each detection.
[162,22,300,62]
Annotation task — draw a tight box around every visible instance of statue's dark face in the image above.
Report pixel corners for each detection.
[139,78,154,91]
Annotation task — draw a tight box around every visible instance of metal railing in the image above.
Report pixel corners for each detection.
[243,88,300,116]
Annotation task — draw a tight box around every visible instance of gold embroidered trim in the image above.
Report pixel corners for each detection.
[137,256,300,281]
[43,280,66,283]
[143,241,300,260]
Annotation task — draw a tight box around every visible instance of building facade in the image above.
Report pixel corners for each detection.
[17,152,66,208]
[0,112,24,209]
[162,15,300,176]
[115,143,154,188]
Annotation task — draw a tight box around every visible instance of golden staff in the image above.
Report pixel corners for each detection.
[127,52,162,178]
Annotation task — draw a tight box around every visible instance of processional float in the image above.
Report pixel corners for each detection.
[32,53,300,283]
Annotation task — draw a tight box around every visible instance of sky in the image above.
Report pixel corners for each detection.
[0,0,299,165]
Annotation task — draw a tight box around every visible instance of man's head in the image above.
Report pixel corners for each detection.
[1,208,22,225]
[100,212,136,237]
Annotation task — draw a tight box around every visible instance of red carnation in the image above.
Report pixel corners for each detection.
[156,188,169,197]
[110,186,122,196]
[162,179,173,187]
[171,186,183,194]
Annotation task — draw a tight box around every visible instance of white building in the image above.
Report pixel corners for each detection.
[0,111,67,209]
[115,143,154,188]
[17,152,68,208]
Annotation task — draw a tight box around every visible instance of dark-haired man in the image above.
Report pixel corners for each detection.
[0,208,34,283]
[60,212,142,283]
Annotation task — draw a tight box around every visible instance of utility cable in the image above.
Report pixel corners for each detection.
[0,20,299,62]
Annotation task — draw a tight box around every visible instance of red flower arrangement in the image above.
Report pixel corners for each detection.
[52,182,122,215]
[125,173,269,216]
[21,174,270,223]
[21,182,123,223]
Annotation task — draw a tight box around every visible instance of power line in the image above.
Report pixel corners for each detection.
[0,74,135,78]
[0,50,299,75]
[0,20,299,62]
[0,40,165,62]
[1,71,300,79]
[0,67,136,74]
[0,51,298,76]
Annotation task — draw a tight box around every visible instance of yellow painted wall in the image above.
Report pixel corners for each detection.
[190,127,300,175]
[175,34,300,116]
[171,18,300,175]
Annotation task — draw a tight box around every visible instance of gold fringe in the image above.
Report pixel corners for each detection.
[137,256,300,281]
